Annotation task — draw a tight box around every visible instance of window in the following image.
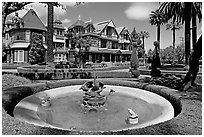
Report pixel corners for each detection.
[6,34,9,40]
[25,31,30,42]
[14,50,24,62]
[15,32,25,40]
[101,40,106,48]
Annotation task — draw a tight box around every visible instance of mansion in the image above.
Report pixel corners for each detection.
[3,9,134,64]
[67,16,133,64]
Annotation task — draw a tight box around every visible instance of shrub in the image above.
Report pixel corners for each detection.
[2,86,33,116]
[2,74,32,90]
[130,70,140,78]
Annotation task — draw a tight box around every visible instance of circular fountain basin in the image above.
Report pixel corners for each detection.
[13,85,174,132]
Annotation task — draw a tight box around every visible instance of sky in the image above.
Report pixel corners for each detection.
[6,1,202,52]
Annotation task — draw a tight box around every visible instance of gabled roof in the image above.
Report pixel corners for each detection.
[53,19,65,30]
[69,19,86,29]
[93,23,107,33]
[94,20,116,34]
[22,9,46,31]
[116,26,125,35]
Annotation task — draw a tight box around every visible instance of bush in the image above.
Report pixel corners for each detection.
[130,70,140,78]
[2,74,32,90]
[2,87,34,116]
[139,74,183,90]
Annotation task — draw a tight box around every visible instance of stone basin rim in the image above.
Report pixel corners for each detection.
[13,81,177,133]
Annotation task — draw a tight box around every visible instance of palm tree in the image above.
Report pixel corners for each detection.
[138,31,150,65]
[166,21,182,65]
[159,2,202,65]
[46,2,54,67]
[191,3,202,50]
[159,2,202,90]
[149,9,167,50]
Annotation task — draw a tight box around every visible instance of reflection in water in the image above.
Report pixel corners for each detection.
[37,91,164,131]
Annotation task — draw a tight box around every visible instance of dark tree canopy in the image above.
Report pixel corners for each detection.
[29,32,45,65]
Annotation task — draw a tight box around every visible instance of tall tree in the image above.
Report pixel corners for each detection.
[70,35,92,68]
[138,31,150,65]
[29,32,45,64]
[159,2,202,65]
[149,9,167,50]
[166,21,182,65]
[46,2,54,66]
[2,2,31,32]
[183,35,202,91]
[191,2,202,50]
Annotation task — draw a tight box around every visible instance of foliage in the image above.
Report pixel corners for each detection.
[166,21,182,31]
[149,9,166,45]
[130,27,140,41]
[2,74,32,90]
[130,47,139,69]
[159,2,202,23]
[138,31,150,56]
[2,2,32,31]
[158,2,202,65]
[70,35,93,67]
[137,47,144,58]
[149,9,167,26]
[160,44,185,64]
[140,74,184,90]
[29,32,45,65]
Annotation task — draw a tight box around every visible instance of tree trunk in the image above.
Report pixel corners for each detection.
[182,35,202,91]
[2,14,7,34]
[172,28,176,65]
[142,36,145,65]
[46,3,54,66]
[184,2,191,65]
[157,25,160,50]
[192,8,197,50]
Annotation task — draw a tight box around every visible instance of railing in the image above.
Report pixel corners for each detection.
[55,47,68,52]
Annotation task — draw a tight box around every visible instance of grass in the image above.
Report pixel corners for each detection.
[2,74,32,90]
[2,74,202,135]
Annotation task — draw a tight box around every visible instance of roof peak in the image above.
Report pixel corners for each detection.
[22,9,46,31]
[97,20,111,25]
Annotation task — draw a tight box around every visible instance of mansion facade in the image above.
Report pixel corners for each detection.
[67,17,133,63]
[3,9,134,64]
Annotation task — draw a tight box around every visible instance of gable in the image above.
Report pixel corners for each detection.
[22,9,46,31]
[107,20,115,27]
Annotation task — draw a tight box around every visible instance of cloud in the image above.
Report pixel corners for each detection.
[61,19,71,23]
[125,2,158,20]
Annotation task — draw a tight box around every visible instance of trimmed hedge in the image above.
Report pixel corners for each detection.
[2,74,32,90]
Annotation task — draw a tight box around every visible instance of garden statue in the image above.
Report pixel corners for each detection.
[41,96,51,107]
[126,108,138,124]
[151,41,161,77]
[130,40,140,78]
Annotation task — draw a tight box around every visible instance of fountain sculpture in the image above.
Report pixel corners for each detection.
[80,69,114,112]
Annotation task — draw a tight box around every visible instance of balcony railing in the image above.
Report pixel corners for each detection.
[55,47,68,52]
[55,35,65,40]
